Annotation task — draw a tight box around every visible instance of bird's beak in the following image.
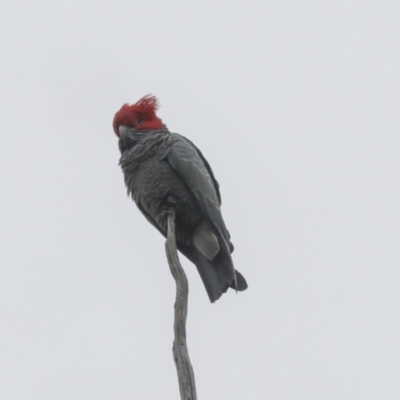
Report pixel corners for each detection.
[118,125,131,137]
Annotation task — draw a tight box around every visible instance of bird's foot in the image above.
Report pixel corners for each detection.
[161,207,175,221]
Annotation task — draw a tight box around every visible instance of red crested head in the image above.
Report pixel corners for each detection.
[113,95,163,136]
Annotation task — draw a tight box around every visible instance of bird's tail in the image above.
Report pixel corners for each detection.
[177,244,247,302]
[231,269,248,291]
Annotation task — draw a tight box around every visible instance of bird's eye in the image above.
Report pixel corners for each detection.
[136,117,143,124]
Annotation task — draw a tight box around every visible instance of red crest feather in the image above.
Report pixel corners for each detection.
[113,95,163,135]
[131,95,160,116]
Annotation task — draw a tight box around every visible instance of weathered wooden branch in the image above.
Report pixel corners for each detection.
[165,210,198,400]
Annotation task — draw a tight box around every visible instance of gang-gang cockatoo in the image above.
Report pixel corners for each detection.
[113,95,247,302]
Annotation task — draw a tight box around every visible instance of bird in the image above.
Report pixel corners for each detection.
[113,95,247,302]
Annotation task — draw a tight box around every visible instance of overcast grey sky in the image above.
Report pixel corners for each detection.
[1,2,399,399]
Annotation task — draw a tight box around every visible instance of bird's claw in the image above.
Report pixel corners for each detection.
[162,208,175,220]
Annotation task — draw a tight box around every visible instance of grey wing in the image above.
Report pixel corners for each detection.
[180,137,222,205]
[166,133,231,256]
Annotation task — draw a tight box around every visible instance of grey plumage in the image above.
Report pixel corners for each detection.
[118,125,247,302]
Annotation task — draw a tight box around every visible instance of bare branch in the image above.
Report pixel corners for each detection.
[165,210,197,400]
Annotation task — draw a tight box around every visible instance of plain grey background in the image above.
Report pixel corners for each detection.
[1,2,399,399]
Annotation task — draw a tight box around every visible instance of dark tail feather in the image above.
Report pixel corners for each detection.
[231,269,248,291]
[193,252,227,302]
[193,249,237,302]
[176,243,247,303]
[176,244,234,302]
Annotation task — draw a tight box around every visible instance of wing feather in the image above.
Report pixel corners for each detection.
[166,133,231,257]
